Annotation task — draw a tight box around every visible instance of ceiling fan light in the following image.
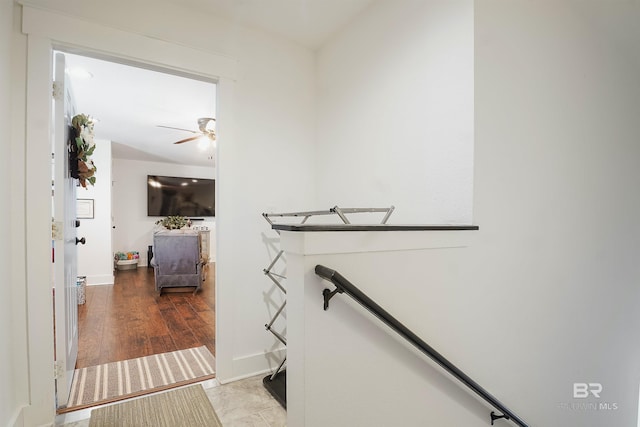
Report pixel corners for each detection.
[197,138,210,151]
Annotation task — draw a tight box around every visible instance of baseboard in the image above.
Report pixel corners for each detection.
[85,274,114,285]
[220,348,286,384]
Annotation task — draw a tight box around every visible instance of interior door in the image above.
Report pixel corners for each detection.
[53,51,79,409]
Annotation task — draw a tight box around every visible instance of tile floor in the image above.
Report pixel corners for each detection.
[56,375,286,427]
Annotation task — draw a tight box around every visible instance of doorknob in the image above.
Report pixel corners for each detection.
[76,237,86,245]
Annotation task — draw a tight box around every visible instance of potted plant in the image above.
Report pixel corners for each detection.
[155,215,189,230]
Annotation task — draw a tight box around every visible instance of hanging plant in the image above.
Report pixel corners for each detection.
[70,113,97,188]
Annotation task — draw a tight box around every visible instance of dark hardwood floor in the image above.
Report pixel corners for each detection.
[76,265,215,369]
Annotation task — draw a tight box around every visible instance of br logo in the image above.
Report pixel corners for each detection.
[573,383,602,398]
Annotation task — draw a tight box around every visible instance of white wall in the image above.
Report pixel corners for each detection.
[112,158,217,265]
[77,139,114,285]
[203,17,316,379]
[315,0,474,224]
[284,230,487,427]
[305,0,640,426]
[7,0,640,425]
[472,1,640,425]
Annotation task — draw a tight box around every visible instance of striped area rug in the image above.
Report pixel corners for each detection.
[64,346,216,411]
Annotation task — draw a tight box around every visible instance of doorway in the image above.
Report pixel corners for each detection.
[22,9,236,420]
[55,50,218,410]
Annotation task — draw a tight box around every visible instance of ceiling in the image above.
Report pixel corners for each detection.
[63,52,217,168]
[167,0,376,49]
[62,0,640,169]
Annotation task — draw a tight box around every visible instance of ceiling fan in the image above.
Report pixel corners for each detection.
[158,117,216,144]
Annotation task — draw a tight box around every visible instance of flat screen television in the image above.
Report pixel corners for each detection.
[147,175,215,217]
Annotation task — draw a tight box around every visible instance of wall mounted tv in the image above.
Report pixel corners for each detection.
[147,175,215,217]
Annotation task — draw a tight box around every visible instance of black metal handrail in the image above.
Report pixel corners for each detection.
[315,265,528,427]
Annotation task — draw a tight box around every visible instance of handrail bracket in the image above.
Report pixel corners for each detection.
[323,286,343,311]
[491,411,510,425]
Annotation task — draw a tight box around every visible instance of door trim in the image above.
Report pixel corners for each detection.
[21,6,236,424]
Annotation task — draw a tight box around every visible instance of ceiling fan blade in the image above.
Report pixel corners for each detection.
[157,125,198,133]
[174,135,202,144]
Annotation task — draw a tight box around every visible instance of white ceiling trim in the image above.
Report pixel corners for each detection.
[20,4,237,81]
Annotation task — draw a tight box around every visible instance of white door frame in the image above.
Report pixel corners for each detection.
[21,6,236,424]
